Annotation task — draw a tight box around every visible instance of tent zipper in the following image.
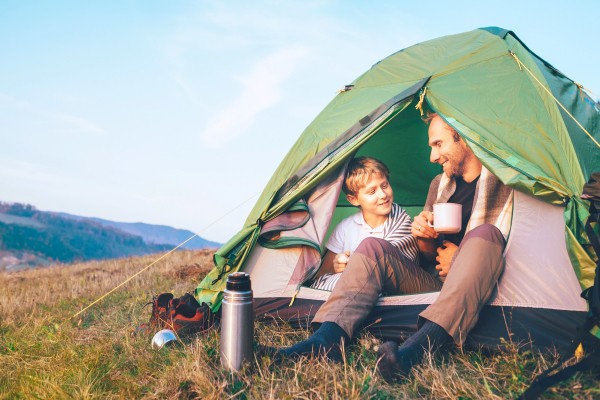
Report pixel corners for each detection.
[289,265,317,307]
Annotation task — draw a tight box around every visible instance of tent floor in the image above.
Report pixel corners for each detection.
[255,297,586,351]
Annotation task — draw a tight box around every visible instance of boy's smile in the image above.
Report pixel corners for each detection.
[347,175,393,228]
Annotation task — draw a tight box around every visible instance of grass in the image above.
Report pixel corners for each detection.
[1,250,599,399]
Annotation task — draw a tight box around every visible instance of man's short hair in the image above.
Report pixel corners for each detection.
[422,111,438,125]
[343,157,390,196]
[423,111,460,142]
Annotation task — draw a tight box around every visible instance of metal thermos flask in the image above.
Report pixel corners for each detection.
[220,272,254,372]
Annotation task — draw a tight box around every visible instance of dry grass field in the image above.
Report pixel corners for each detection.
[1,250,598,399]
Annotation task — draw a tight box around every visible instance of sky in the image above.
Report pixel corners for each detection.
[1,0,598,244]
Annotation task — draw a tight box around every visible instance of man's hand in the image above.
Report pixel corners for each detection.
[436,241,458,277]
[412,211,438,239]
[332,251,351,273]
[412,210,438,263]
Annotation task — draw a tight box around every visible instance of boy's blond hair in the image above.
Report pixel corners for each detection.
[343,157,390,196]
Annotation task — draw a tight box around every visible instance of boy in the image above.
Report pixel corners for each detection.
[311,156,419,291]
[274,156,427,361]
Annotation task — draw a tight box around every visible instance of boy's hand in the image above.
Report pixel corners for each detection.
[333,251,350,273]
[412,211,438,239]
[436,241,458,277]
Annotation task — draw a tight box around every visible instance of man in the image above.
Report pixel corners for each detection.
[376,113,512,380]
[276,113,512,382]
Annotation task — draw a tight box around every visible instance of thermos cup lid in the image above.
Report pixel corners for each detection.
[151,329,178,349]
[226,272,252,291]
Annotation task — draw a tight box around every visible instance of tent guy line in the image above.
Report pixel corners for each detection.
[509,51,600,148]
[70,232,197,322]
[68,190,260,322]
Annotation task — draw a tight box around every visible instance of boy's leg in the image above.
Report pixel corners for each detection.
[276,237,441,361]
[313,237,442,338]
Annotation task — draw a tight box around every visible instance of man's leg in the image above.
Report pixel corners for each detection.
[419,223,506,344]
[313,237,443,338]
[378,224,506,379]
[277,237,442,361]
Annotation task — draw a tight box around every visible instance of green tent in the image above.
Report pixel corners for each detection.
[196,27,600,348]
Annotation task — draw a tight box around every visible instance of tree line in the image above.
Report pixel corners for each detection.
[0,202,170,263]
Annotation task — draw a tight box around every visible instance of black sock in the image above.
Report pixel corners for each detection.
[396,320,452,371]
[277,322,349,362]
[377,320,451,381]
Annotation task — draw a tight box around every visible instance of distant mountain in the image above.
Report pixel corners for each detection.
[0,202,221,270]
[58,213,221,250]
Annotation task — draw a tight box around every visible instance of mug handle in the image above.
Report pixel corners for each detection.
[427,212,435,228]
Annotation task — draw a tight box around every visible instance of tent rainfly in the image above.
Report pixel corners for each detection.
[195,27,600,349]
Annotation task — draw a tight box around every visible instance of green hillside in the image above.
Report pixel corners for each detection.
[0,202,170,267]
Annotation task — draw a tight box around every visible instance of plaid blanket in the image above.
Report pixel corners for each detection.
[425,166,513,239]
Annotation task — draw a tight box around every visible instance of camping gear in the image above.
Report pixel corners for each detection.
[220,272,254,372]
[195,26,600,350]
[138,292,215,336]
[136,292,174,335]
[151,329,178,349]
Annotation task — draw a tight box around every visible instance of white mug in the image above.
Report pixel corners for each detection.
[430,203,462,233]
